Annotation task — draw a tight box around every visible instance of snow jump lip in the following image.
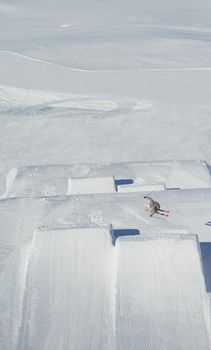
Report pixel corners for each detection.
[2,160,211,199]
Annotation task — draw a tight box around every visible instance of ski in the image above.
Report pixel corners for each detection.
[158,209,170,213]
[157,212,169,217]
[145,208,169,217]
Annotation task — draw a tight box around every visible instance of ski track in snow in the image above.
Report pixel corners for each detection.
[1,51,211,72]
[0,51,87,72]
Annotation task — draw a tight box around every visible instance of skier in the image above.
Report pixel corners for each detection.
[144,195,169,217]
[144,195,160,216]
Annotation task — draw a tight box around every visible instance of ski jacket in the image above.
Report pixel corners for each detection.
[144,196,160,214]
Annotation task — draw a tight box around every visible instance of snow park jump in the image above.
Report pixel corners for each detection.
[0,161,211,349]
[1,0,211,348]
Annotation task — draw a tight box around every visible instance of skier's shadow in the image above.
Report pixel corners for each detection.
[205,221,211,226]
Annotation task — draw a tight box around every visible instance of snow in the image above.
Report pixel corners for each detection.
[16,227,115,350]
[67,176,116,195]
[116,235,210,350]
[117,182,166,192]
[2,160,210,198]
[1,0,211,348]
[1,225,210,349]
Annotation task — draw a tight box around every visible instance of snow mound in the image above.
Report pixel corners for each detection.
[67,176,116,194]
[0,84,118,116]
[15,227,115,350]
[0,227,209,349]
[116,234,210,350]
[2,160,210,198]
[0,160,211,349]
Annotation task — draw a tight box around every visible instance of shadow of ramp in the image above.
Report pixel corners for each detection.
[207,164,211,176]
[115,179,134,191]
[205,222,211,227]
[111,228,140,245]
[200,243,211,292]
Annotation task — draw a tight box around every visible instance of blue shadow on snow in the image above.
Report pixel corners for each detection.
[111,229,140,245]
[200,243,211,292]
[115,179,134,191]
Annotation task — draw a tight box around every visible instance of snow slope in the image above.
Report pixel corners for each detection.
[0,225,210,349]
[116,235,210,350]
[0,59,211,185]
[16,228,115,350]
[1,0,211,348]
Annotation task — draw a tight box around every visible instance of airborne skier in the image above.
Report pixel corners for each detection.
[144,195,169,217]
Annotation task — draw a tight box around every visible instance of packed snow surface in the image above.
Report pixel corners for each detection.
[1,0,211,349]
[67,176,116,195]
[0,227,210,349]
[116,235,210,350]
[1,160,210,198]
[16,228,115,350]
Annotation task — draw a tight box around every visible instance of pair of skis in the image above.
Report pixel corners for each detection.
[157,209,170,217]
[145,208,170,217]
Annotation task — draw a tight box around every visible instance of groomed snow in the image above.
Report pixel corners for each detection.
[116,235,210,350]
[2,160,210,198]
[0,227,210,349]
[1,188,211,258]
[1,0,211,348]
[67,176,116,195]
[16,227,115,350]
[117,182,166,192]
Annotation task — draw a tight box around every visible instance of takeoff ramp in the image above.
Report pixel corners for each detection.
[17,228,115,350]
[3,160,211,198]
[116,235,210,350]
[67,176,116,194]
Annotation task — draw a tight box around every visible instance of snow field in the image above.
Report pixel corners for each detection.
[1,1,211,348]
[1,49,211,178]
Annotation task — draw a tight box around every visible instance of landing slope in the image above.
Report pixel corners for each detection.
[17,228,115,350]
[116,235,210,350]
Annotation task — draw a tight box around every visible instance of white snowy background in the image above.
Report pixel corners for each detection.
[0,0,211,349]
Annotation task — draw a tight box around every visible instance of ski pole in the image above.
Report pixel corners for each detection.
[144,190,154,198]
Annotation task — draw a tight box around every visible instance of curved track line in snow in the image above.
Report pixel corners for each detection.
[0,51,87,72]
[1,51,211,73]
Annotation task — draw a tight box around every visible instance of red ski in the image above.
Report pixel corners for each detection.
[157,211,169,217]
[158,209,170,214]
[145,208,170,217]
